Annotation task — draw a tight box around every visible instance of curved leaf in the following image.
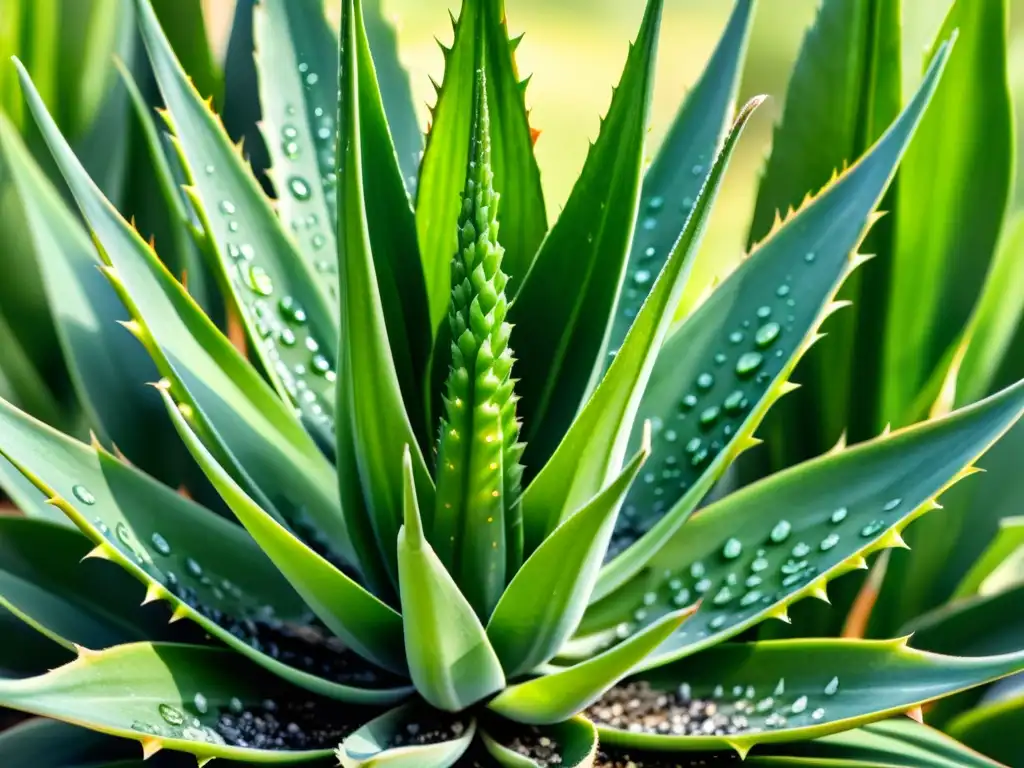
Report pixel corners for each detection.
[947,692,1024,767]
[481,717,597,768]
[0,642,369,764]
[578,380,1024,667]
[0,396,403,703]
[158,384,408,678]
[901,582,1024,658]
[416,0,546,326]
[520,95,760,556]
[0,718,140,768]
[487,610,688,726]
[136,0,341,447]
[512,0,662,472]
[15,58,351,565]
[336,0,434,586]
[953,516,1024,599]
[593,44,952,601]
[597,638,1024,757]
[338,703,474,768]
[609,0,755,355]
[397,447,505,712]
[487,430,651,678]
[0,606,75,679]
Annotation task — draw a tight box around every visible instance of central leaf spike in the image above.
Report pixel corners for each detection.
[432,65,525,619]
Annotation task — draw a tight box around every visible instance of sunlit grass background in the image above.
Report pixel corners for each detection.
[204,0,1024,283]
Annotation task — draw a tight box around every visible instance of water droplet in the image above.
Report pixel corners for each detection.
[115,522,132,548]
[229,697,244,714]
[288,176,311,201]
[219,200,236,215]
[776,284,790,298]
[820,533,840,551]
[723,390,747,414]
[642,217,656,231]
[791,695,808,714]
[311,354,331,376]
[685,437,702,455]
[691,164,704,176]
[714,352,727,365]
[697,372,715,390]
[735,352,763,377]
[647,196,664,211]
[729,331,744,345]
[311,234,327,251]
[709,615,727,629]
[690,562,706,578]
[246,265,274,296]
[824,676,839,696]
[193,693,208,715]
[681,197,694,210]
[804,251,816,263]
[282,124,299,139]
[830,507,848,524]
[740,590,761,607]
[756,307,772,321]
[634,269,652,286]
[278,328,296,347]
[750,557,768,573]
[615,622,632,640]
[672,588,691,607]
[643,246,656,259]
[132,720,160,735]
[663,429,678,443]
[699,406,720,428]
[204,164,215,175]
[722,538,743,560]
[812,707,825,720]
[159,704,185,726]
[860,519,885,538]
[151,533,172,557]
[185,557,203,578]
[769,520,792,543]
[680,394,698,411]
[72,484,95,505]
[883,498,902,512]
[283,140,300,159]
[305,72,320,86]
[279,296,307,325]
[755,322,781,348]
[774,678,785,697]
[791,542,810,558]
[695,578,712,594]
[745,574,762,588]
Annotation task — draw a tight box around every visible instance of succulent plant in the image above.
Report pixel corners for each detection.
[1,0,1024,766]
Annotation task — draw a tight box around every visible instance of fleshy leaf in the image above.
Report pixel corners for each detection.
[486,429,651,678]
[511,0,663,472]
[0,642,370,763]
[15,56,352,569]
[901,582,1024,658]
[577,380,1024,668]
[481,718,597,768]
[595,638,1024,757]
[0,397,405,703]
[397,447,505,712]
[337,703,475,768]
[953,516,1024,599]
[520,96,760,555]
[159,384,409,677]
[431,65,523,616]
[136,0,340,444]
[0,605,74,679]
[0,516,169,651]
[487,610,688,725]
[336,0,434,585]
[608,0,755,356]
[947,691,1024,767]
[416,0,546,327]
[0,719,140,768]
[592,42,952,600]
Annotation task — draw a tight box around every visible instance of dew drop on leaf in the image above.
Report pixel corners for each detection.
[185,557,203,578]
[883,498,902,511]
[728,331,744,344]
[647,196,664,212]
[72,484,95,505]
[279,296,307,325]
[820,533,840,551]
[860,520,885,537]
[791,542,810,558]
[193,693,209,715]
[150,532,172,557]
[690,562,706,578]
[824,676,839,696]
[696,372,715,390]
[218,200,236,215]
[830,507,848,524]
[755,322,781,348]
[159,704,185,726]
[791,695,808,714]
[288,176,312,201]
[722,538,743,560]
[699,406,720,428]
[769,520,792,543]
[633,268,652,286]
[245,265,274,297]
[735,352,763,377]
[776,284,790,298]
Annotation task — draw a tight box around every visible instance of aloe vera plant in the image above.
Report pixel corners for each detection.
[2,0,1024,766]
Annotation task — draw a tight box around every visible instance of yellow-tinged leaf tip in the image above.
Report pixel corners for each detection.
[140,737,163,759]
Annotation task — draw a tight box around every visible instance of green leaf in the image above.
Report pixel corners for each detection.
[0,642,361,763]
[592,43,951,602]
[487,610,687,726]
[750,718,1006,768]
[416,0,546,328]
[363,0,422,197]
[16,57,351,565]
[0,516,169,651]
[481,718,597,768]
[901,582,1024,658]
[336,0,434,585]
[598,638,1024,757]
[337,704,475,768]
[578,380,1024,668]
[0,396,404,703]
[953,516,1024,599]
[947,692,1024,767]
[745,0,903,460]
[0,454,69,527]
[0,109,185,488]
[397,447,505,712]
[0,607,75,679]
[136,0,340,444]
[518,96,758,559]
[0,719,140,768]
[149,0,222,106]
[608,0,755,356]
[158,383,409,678]
[881,0,1013,423]
[486,430,651,678]
[511,0,662,472]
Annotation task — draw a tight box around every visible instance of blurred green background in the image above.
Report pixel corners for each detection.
[201,0,1024,276]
